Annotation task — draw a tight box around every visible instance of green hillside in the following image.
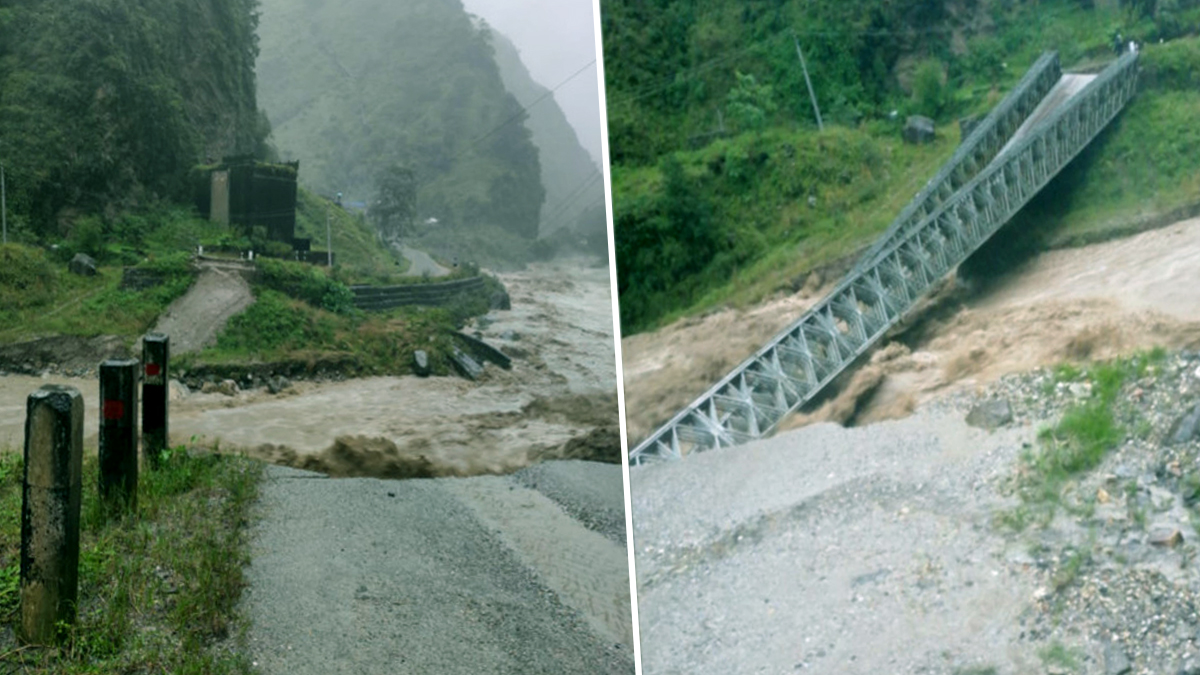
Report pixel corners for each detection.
[0,0,269,239]
[490,30,603,237]
[603,0,1200,334]
[255,0,544,247]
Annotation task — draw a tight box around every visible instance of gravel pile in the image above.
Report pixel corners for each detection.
[936,349,1200,674]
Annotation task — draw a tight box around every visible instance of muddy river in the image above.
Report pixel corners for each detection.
[0,259,620,477]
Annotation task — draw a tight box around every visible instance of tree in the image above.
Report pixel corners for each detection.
[912,59,948,119]
[371,164,417,246]
[725,71,777,132]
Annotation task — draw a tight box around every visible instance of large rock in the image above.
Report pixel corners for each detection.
[1103,643,1132,675]
[489,288,511,310]
[68,253,97,276]
[965,398,1013,430]
[202,379,240,396]
[903,115,936,145]
[413,350,431,377]
[1169,403,1200,444]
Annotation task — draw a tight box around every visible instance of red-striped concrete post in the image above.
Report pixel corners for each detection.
[142,334,169,468]
[20,385,83,644]
[99,359,138,512]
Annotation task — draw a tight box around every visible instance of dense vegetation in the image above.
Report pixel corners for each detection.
[256,0,545,252]
[603,0,1200,334]
[0,0,269,241]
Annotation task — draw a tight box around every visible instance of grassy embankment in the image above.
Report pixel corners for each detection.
[0,447,264,673]
[611,0,1200,335]
[1,187,503,378]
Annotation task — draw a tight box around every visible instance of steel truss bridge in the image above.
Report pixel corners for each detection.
[630,51,1140,465]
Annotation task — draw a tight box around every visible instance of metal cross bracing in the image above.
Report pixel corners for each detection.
[854,52,1063,274]
[630,51,1140,465]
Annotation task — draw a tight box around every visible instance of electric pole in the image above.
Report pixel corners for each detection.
[326,202,333,267]
[2,164,7,245]
[793,34,824,132]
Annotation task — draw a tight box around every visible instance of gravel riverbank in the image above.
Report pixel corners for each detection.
[631,348,1200,674]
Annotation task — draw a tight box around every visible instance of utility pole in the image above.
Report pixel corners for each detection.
[325,202,333,267]
[793,34,824,132]
[2,164,7,245]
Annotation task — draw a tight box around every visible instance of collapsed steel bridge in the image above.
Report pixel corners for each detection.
[630,51,1140,465]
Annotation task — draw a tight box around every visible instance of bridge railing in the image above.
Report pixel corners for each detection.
[630,52,1139,465]
[854,52,1062,273]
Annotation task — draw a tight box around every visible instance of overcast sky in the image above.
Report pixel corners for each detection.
[459,0,603,164]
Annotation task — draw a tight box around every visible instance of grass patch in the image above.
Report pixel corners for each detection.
[184,288,462,378]
[294,188,404,279]
[1038,641,1081,671]
[1000,349,1166,531]
[0,447,264,672]
[0,245,197,344]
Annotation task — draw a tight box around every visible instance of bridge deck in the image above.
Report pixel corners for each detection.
[1001,73,1096,157]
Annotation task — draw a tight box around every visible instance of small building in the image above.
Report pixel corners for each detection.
[195,155,300,246]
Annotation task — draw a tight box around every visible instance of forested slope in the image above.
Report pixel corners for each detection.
[0,0,269,239]
[255,0,544,242]
[603,0,1200,334]
[490,30,602,238]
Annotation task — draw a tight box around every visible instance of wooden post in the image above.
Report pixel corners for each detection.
[99,359,138,512]
[20,385,83,644]
[142,334,169,468]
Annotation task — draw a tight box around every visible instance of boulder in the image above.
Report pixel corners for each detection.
[413,350,431,377]
[965,398,1013,430]
[449,347,483,381]
[267,376,292,394]
[903,115,935,145]
[489,288,511,311]
[68,253,97,276]
[1149,527,1183,548]
[1170,403,1200,445]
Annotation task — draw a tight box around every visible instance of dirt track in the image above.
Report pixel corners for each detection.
[149,259,255,355]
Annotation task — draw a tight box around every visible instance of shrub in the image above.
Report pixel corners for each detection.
[0,243,59,310]
[256,257,356,315]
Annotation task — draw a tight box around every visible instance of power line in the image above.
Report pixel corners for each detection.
[541,169,602,224]
[540,194,606,236]
[454,59,597,160]
[606,5,1079,108]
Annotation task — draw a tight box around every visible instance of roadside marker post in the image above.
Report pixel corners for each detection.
[142,334,169,468]
[99,359,139,513]
[20,385,83,644]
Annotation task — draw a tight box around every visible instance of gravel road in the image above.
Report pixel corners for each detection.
[400,245,451,277]
[631,410,1042,674]
[244,462,633,674]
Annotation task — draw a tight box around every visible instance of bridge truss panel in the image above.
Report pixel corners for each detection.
[630,52,1140,465]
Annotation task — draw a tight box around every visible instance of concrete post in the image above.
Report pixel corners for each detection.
[20,385,83,644]
[99,359,138,512]
[142,334,169,468]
